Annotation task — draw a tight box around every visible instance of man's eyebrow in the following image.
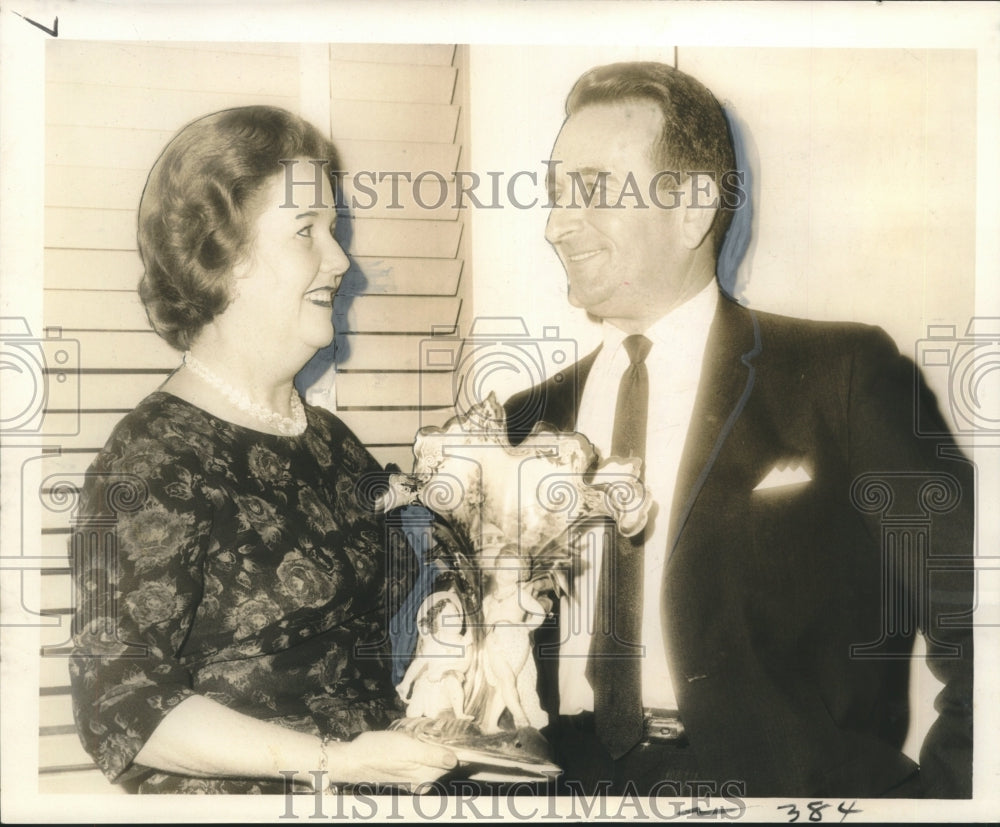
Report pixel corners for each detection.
[548,164,606,178]
[548,165,612,187]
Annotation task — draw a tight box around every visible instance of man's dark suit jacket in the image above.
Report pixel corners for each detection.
[505,292,974,798]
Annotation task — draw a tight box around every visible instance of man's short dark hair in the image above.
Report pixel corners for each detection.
[137,105,339,351]
[566,62,737,253]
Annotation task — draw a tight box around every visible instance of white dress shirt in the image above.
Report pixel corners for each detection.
[559,281,718,714]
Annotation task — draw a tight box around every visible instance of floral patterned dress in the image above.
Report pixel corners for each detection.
[68,392,406,793]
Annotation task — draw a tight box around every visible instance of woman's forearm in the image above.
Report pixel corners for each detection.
[134,695,320,786]
[133,694,457,789]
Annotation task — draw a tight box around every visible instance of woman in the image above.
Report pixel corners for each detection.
[68,106,455,794]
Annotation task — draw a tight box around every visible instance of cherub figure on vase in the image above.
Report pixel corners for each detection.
[476,544,548,734]
[396,590,474,722]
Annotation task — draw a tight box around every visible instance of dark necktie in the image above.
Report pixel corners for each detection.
[589,333,651,758]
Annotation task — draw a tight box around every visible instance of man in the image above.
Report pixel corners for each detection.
[505,62,973,799]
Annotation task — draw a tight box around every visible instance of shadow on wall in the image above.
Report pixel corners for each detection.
[716,104,758,304]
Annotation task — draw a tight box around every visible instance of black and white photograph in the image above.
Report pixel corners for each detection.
[1,0,997,822]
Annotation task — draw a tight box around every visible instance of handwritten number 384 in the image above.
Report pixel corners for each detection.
[777,801,862,822]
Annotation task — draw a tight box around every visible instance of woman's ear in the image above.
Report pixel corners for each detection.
[679,173,720,251]
[230,251,253,281]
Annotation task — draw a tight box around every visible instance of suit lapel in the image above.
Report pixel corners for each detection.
[667,296,761,561]
[519,347,599,719]
[504,347,598,442]
[553,346,599,432]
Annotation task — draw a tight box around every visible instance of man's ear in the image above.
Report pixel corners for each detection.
[679,173,719,251]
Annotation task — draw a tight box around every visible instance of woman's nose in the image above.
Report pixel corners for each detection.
[323,238,351,283]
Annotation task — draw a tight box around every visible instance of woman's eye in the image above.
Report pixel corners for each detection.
[296,225,313,238]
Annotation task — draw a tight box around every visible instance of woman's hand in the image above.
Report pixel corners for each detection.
[326,730,456,790]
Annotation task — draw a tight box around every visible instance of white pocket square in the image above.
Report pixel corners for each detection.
[753,465,812,491]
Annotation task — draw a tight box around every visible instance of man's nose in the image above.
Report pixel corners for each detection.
[544,201,580,245]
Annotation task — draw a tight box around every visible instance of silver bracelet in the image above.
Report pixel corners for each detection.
[317,734,343,794]
[318,735,331,792]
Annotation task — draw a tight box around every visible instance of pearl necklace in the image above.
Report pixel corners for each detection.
[182,351,307,436]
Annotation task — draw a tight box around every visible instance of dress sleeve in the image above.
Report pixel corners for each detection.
[846,327,974,798]
[68,422,213,784]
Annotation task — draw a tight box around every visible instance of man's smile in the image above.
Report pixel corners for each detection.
[566,248,604,263]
